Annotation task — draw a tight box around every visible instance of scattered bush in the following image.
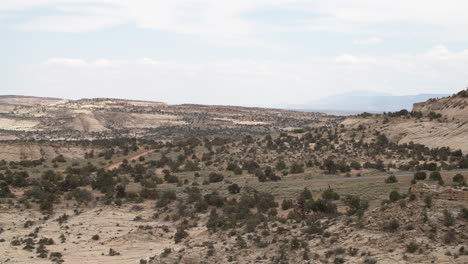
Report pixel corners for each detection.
[109,248,120,256]
[443,230,456,244]
[160,248,171,258]
[413,171,427,181]
[460,207,468,221]
[453,174,465,185]
[443,209,455,227]
[430,171,442,181]
[208,173,224,183]
[389,190,401,202]
[342,195,368,217]
[321,187,340,200]
[281,199,294,210]
[406,242,419,253]
[227,184,241,194]
[289,162,304,174]
[174,225,188,243]
[424,195,432,208]
[382,219,400,232]
[385,175,398,183]
[64,188,93,204]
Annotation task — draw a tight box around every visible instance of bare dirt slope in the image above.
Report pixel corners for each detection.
[0,201,180,264]
[342,90,468,153]
[0,143,96,161]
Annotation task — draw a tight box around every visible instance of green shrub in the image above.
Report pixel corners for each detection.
[430,171,442,181]
[406,242,419,253]
[255,192,277,213]
[443,230,456,244]
[208,173,224,183]
[160,248,171,258]
[443,209,455,227]
[204,192,225,207]
[156,191,177,208]
[140,188,159,200]
[174,225,188,243]
[281,199,294,210]
[322,187,340,200]
[460,207,468,221]
[52,155,66,163]
[413,171,427,181]
[109,248,120,256]
[0,182,14,198]
[363,258,377,264]
[453,174,465,185]
[276,160,287,171]
[289,162,304,174]
[424,195,432,208]
[385,175,398,183]
[350,161,361,170]
[311,199,337,214]
[342,195,368,217]
[164,174,179,184]
[382,219,400,232]
[65,188,93,204]
[389,190,401,202]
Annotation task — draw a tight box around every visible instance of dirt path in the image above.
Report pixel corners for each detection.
[105,149,155,171]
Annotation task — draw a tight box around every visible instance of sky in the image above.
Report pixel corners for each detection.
[1,0,468,107]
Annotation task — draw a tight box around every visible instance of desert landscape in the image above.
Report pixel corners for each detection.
[0,96,333,143]
[3,1,468,263]
[0,90,467,264]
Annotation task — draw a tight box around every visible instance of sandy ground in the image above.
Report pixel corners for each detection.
[0,118,40,131]
[0,143,93,162]
[0,201,180,264]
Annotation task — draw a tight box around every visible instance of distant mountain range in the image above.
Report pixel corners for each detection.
[286,91,450,113]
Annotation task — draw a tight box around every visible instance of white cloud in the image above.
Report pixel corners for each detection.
[21,45,468,106]
[2,0,256,38]
[353,37,382,45]
[3,1,468,107]
[19,14,127,32]
[2,0,468,40]
[44,58,87,67]
[334,55,378,65]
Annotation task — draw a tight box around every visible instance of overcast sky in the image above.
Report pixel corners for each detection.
[1,0,468,106]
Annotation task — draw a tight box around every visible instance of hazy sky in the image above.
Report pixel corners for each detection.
[1,0,468,106]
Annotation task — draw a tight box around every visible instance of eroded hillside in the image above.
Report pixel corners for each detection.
[342,89,468,153]
[0,96,336,141]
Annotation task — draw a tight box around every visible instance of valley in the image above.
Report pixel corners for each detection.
[0,91,467,264]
